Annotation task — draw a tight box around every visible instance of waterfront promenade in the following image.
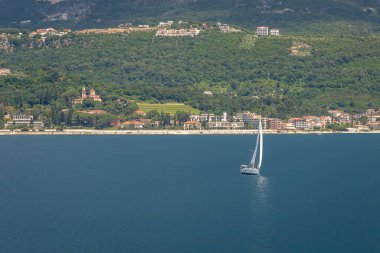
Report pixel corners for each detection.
[0,129,379,135]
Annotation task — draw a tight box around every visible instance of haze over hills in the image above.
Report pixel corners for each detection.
[1,0,380,34]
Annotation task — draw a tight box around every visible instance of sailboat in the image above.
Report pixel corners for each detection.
[240,120,263,175]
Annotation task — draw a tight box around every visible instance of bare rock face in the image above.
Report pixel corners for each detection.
[40,1,95,22]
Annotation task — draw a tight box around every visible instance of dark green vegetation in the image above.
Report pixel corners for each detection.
[1,30,380,128]
[1,0,380,34]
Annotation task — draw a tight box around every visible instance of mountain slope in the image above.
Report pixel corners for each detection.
[1,0,380,34]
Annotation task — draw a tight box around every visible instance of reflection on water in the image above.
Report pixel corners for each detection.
[249,175,271,214]
[246,175,273,252]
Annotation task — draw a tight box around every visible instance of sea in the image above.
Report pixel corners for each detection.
[0,134,379,253]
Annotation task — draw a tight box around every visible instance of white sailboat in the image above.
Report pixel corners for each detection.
[240,120,263,175]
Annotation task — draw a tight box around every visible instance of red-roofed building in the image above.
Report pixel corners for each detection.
[120,121,144,129]
[134,110,146,116]
[77,110,107,115]
[288,118,307,129]
[184,121,200,130]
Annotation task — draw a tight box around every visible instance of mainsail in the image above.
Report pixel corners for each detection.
[257,120,263,169]
[250,120,263,169]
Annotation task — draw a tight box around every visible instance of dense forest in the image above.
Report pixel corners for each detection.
[1,28,380,128]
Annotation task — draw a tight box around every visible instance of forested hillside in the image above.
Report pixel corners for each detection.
[1,0,380,34]
[1,30,380,122]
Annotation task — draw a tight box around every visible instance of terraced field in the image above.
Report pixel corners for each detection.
[137,103,200,115]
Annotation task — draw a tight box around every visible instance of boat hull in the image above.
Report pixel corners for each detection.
[240,165,260,175]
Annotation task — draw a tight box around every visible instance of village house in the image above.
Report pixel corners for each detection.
[236,112,261,124]
[156,28,200,37]
[201,23,208,30]
[74,87,102,104]
[285,122,297,130]
[76,28,131,35]
[367,111,380,123]
[117,23,133,28]
[184,121,200,130]
[4,114,44,130]
[208,121,244,129]
[158,21,174,27]
[257,26,280,36]
[120,120,144,129]
[190,113,211,122]
[267,118,284,130]
[218,23,241,33]
[288,118,307,130]
[303,116,323,129]
[270,29,280,36]
[134,110,147,116]
[203,91,213,96]
[328,110,352,124]
[77,110,107,115]
[319,116,332,128]
[256,26,269,36]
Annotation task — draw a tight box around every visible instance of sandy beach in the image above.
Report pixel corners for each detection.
[0,129,379,135]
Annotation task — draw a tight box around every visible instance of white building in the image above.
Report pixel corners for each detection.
[208,121,244,129]
[270,29,280,36]
[159,21,174,27]
[256,26,269,36]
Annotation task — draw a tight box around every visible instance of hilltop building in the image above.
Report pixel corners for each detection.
[156,28,200,37]
[218,23,241,33]
[256,27,280,36]
[256,26,269,36]
[270,29,280,36]
[158,21,174,27]
[74,87,102,104]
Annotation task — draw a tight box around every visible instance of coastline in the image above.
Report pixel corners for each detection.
[0,129,379,135]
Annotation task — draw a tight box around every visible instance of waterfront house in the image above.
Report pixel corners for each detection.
[236,112,260,124]
[184,121,200,130]
[4,114,44,129]
[208,121,244,129]
[368,111,380,123]
[267,118,284,130]
[120,121,144,129]
[288,118,307,129]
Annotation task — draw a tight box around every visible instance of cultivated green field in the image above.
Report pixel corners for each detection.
[137,103,200,115]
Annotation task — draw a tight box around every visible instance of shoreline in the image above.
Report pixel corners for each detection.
[0,129,379,135]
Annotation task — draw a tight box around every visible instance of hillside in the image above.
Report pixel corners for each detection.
[1,0,380,34]
[1,30,380,122]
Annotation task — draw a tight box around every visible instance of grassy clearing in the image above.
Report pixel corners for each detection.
[137,103,200,115]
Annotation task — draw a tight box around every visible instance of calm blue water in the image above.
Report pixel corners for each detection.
[0,134,379,253]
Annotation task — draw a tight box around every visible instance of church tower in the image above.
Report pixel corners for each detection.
[81,87,87,99]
